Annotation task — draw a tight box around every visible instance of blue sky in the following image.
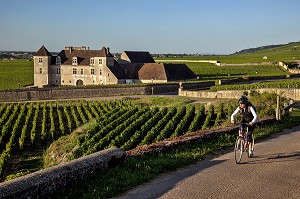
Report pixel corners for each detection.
[0,0,299,54]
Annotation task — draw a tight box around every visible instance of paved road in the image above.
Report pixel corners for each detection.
[113,126,300,199]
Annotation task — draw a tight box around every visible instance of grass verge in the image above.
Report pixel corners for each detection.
[52,109,300,199]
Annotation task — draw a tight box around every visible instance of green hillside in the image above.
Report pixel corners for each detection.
[155,41,300,64]
[232,41,300,62]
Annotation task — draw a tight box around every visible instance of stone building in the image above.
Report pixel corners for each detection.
[34,45,197,87]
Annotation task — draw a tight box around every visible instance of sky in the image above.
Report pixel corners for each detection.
[0,0,299,54]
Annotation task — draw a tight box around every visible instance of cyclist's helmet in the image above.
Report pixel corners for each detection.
[238,96,248,104]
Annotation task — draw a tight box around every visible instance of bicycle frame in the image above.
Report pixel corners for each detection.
[234,123,254,164]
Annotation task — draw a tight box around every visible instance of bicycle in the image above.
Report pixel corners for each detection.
[234,123,254,164]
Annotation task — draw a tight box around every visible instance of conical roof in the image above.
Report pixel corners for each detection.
[35,45,52,56]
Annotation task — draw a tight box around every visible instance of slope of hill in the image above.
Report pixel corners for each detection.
[232,41,300,62]
[233,42,299,54]
[155,41,300,64]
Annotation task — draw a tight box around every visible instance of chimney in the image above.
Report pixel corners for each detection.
[67,46,74,53]
[107,47,110,54]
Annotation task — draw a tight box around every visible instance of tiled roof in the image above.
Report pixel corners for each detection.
[35,45,52,56]
[123,51,155,63]
[122,63,197,81]
[163,64,197,80]
[59,47,113,66]
[119,63,144,79]
[138,63,167,80]
[107,60,127,79]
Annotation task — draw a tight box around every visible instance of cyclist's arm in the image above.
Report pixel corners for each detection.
[249,106,258,123]
[231,107,240,122]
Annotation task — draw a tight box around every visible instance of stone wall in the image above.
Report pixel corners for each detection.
[0,81,215,102]
[179,88,300,100]
[0,148,126,199]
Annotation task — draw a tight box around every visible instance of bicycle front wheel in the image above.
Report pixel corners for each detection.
[234,137,244,164]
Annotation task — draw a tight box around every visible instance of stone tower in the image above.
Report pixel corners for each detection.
[33,45,52,87]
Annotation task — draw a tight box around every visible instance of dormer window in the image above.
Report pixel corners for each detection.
[72,57,78,65]
[98,59,103,65]
[56,56,61,65]
[90,58,95,65]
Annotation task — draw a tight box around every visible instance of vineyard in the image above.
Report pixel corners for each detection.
[0,60,34,90]
[210,78,300,91]
[0,99,232,181]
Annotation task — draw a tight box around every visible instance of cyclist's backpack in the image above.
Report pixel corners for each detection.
[247,102,256,113]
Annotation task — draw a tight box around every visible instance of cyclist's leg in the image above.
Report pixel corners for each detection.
[247,124,255,157]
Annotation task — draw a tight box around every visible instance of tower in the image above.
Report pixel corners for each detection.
[33,45,52,87]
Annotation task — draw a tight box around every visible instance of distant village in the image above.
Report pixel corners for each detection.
[0,51,34,60]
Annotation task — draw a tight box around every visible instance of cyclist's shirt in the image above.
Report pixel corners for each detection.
[231,105,258,123]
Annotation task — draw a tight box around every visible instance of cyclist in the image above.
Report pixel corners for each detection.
[231,96,258,157]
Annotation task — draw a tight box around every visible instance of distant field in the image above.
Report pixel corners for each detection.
[0,60,33,89]
[185,63,288,80]
[155,41,300,64]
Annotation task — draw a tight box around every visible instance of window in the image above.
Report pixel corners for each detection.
[56,56,61,65]
[80,68,83,74]
[90,58,95,65]
[91,69,95,75]
[73,68,77,74]
[98,59,102,65]
[38,58,43,63]
[56,68,60,74]
[39,68,42,74]
[72,57,77,65]
[100,69,102,75]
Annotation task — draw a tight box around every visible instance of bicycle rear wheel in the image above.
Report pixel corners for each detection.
[234,137,244,164]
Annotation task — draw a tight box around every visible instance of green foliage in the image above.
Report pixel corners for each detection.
[214,103,225,127]
[188,64,287,79]
[0,100,129,180]
[173,105,195,137]
[249,91,282,117]
[0,60,34,89]
[210,79,300,91]
[188,104,205,132]
[202,105,215,130]
[141,107,176,145]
